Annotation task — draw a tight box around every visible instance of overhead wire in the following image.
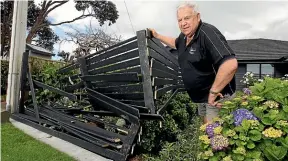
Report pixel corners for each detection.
[123,0,135,34]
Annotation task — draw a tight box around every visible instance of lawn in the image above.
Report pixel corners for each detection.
[1,122,76,161]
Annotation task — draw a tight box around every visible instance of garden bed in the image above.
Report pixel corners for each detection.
[198,76,288,161]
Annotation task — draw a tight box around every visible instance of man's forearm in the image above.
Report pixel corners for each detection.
[156,34,176,49]
[210,58,238,93]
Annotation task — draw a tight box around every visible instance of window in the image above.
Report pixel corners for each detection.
[246,64,274,78]
[261,64,274,78]
[247,64,260,78]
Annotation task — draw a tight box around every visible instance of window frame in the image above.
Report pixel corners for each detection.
[246,63,275,78]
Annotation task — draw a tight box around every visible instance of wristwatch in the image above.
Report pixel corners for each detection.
[209,90,219,95]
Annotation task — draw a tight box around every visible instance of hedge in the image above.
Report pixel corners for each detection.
[0,57,68,98]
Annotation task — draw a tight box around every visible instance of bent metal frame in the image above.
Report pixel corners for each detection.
[11,29,185,161]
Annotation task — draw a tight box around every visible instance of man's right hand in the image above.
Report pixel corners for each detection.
[147,28,177,49]
[148,28,159,39]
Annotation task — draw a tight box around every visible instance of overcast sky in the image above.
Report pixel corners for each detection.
[46,0,288,59]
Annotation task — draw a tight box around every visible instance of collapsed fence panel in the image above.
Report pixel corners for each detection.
[15,29,185,161]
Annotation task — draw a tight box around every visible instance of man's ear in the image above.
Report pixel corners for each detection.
[197,13,201,22]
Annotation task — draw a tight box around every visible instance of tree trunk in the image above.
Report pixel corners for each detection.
[26,10,45,43]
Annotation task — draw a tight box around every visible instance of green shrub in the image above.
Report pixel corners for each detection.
[134,92,199,157]
[1,60,9,95]
[143,116,201,161]
[198,77,288,161]
[28,61,79,105]
[0,57,67,97]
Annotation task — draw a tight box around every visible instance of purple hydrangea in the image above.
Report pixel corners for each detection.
[233,108,258,126]
[210,135,229,151]
[243,88,252,95]
[206,122,220,137]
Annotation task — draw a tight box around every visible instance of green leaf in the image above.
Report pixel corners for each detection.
[263,147,279,161]
[283,105,288,113]
[236,140,247,147]
[261,116,275,125]
[232,154,245,161]
[257,124,265,131]
[208,156,218,161]
[235,126,244,133]
[246,150,261,159]
[252,107,264,118]
[233,135,239,139]
[279,136,288,148]
[264,145,287,160]
[241,119,251,131]
[247,141,255,149]
[248,130,262,141]
[229,139,235,145]
[276,110,286,121]
[268,110,279,120]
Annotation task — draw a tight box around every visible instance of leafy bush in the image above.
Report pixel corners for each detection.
[134,92,198,157]
[198,77,288,161]
[143,116,201,161]
[1,60,9,95]
[0,57,68,97]
[29,61,79,105]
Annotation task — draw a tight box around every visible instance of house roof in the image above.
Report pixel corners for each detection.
[227,38,288,61]
[26,44,55,56]
[166,38,288,62]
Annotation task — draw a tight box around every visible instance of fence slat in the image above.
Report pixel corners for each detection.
[87,41,138,65]
[81,73,139,82]
[88,58,140,75]
[151,59,179,76]
[148,48,178,71]
[88,50,139,71]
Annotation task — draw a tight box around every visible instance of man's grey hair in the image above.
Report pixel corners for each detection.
[177,2,200,14]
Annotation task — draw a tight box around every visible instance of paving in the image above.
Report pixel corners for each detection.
[9,118,112,161]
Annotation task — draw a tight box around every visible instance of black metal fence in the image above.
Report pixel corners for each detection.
[11,29,185,161]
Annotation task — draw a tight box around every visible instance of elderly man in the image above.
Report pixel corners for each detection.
[149,2,238,123]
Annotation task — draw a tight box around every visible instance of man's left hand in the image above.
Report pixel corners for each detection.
[208,92,223,108]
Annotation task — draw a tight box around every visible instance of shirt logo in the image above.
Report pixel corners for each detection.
[189,47,196,55]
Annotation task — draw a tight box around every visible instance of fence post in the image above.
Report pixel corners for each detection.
[18,50,29,113]
[6,1,28,113]
[136,30,155,114]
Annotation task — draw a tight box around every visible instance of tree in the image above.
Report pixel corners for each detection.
[61,22,122,59]
[1,0,119,57]
[1,1,59,56]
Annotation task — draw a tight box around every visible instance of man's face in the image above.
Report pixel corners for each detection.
[177,6,200,37]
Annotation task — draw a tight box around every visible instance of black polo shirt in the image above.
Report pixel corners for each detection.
[175,20,236,103]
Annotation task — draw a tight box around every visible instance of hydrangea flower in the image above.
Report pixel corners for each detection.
[276,120,288,127]
[233,109,258,126]
[233,146,246,155]
[243,88,252,95]
[262,127,283,138]
[226,129,236,137]
[251,96,262,101]
[199,135,210,144]
[206,122,220,137]
[233,97,242,102]
[212,117,224,124]
[210,135,229,151]
[203,150,214,157]
[247,120,260,129]
[241,101,248,106]
[213,126,223,135]
[223,155,233,161]
[200,123,208,131]
[263,100,279,108]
